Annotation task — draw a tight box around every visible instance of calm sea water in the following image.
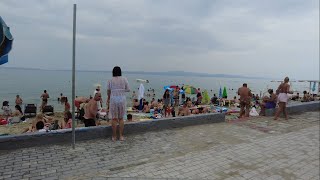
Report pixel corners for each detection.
[0,69,314,112]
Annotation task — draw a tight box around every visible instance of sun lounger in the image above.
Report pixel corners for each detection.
[24,104,37,117]
[43,105,54,116]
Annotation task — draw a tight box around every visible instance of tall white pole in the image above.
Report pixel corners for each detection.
[72,4,77,149]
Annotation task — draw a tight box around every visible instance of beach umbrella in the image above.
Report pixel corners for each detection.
[163,85,173,91]
[312,82,316,92]
[183,85,197,94]
[169,85,180,89]
[223,86,228,98]
[202,90,210,104]
[138,83,145,100]
[219,87,222,98]
[0,16,14,65]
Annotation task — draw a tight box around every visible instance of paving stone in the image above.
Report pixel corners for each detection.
[0,111,319,179]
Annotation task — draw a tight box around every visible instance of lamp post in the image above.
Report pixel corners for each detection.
[71,3,77,149]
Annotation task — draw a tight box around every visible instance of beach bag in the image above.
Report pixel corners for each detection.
[249,107,259,116]
[0,119,8,125]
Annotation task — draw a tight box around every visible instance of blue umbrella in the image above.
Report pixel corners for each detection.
[312,82,316,92]
[0,16,14,65]
[218,86,222,98]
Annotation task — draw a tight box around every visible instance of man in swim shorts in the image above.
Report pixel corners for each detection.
[237,83,252,118]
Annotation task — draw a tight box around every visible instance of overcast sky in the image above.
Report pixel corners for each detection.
[0,0,319,80]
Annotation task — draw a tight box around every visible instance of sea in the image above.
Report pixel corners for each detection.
[0,68,315,112]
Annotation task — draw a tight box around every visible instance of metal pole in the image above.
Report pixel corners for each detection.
[72,4,77,149]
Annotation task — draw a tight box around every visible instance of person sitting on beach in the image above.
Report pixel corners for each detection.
[142,102,150,113]
[152,98,158,108]
[259,89,277,116]
[12,105,23,117]
[211,94,218,105]
[1,101,12,120]
[23,113,53,132]
[35,121,46,132]
[15,95,23,107]
[64,111,73,129]
[238,83,252,118]
[185,98,199,114]
[127,114,133,122]
[197,106,208,114]
[40,90,49,112]
[302,91,311,102]
[132,99,140,110]
[178,102,191,116]
[157,99,163,113]
[291,92,300,101]
[11,105,26,122]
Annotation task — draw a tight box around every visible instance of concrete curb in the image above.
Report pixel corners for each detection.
[0,113,225,150]
[265,101,320,116]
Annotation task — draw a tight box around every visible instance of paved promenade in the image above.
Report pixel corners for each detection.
[0,111,319,180]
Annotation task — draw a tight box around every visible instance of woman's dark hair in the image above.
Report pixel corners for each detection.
[36,121,44,130]
[112,66,122,77]
[268,89,273,94]
[163,89,170,99]
[15,105,23,114]
[2,101,9,107]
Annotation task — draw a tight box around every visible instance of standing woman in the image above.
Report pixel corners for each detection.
[107,66,130,141]
[274,77,292,120]
[163,89,171,117]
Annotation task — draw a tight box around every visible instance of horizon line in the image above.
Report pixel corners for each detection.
[0,66,271,79]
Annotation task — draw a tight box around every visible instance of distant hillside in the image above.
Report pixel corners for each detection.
[0,67,265,79]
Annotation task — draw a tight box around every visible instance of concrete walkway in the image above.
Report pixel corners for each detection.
[0,111,319,180]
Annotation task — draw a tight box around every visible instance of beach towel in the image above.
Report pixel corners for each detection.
[249,107,259,116]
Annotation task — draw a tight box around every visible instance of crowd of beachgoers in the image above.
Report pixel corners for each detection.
[0,73,319,137]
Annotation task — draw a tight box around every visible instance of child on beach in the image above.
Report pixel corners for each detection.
[64,111,72,129]
[127,114,133,122]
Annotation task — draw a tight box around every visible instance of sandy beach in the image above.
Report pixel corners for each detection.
[0,111,159,135]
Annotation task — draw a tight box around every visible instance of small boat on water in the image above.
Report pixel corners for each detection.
[136,79,149,83]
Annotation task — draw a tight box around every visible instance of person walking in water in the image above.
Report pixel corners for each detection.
[40,90,49,112]
[15,95,23,108]
[274,77,292,120]
[107,66,130,141]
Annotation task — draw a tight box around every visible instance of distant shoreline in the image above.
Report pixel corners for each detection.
[0,66,268,79]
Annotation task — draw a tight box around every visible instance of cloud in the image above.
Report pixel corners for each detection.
[0,0,318,80]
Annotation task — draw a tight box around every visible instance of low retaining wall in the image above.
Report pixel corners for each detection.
[0,113,225,150]
[265,101,320,116]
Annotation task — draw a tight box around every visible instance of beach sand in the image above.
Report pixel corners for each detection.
[0,112,153,135]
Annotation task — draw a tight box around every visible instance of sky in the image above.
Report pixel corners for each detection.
[0,0,319,80]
